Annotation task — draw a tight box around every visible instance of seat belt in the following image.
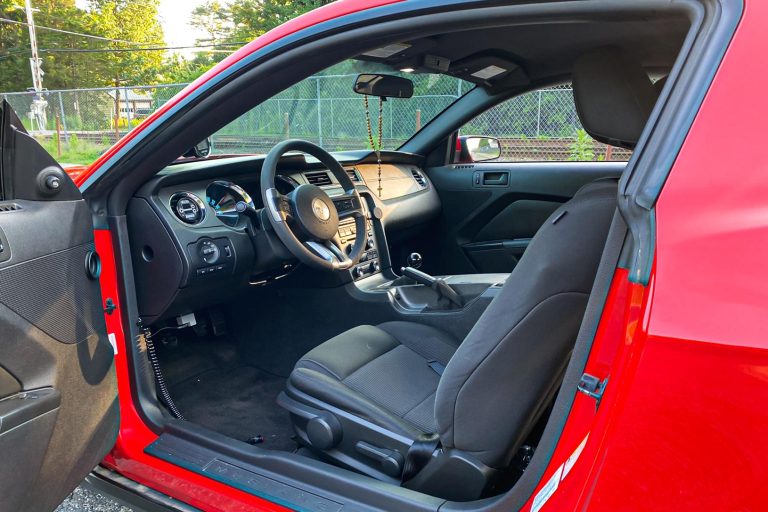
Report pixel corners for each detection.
[402,433,441,482]
[427,360,445,375]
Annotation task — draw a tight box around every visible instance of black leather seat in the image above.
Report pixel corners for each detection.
[279,47,657,500]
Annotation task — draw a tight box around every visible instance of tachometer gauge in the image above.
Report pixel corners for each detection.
[206,181,255,227]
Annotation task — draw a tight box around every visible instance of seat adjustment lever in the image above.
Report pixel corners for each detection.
[355,441,404,478]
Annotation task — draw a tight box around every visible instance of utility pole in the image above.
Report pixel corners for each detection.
[24,0,47,131]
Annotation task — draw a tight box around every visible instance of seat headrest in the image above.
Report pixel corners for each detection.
[572,47,657,150]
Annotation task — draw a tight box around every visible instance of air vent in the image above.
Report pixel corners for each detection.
[411,169,427,188]
[169,192,206,225]
[0,203,22,213]
[346,168,362,182]
[305,171,332,187]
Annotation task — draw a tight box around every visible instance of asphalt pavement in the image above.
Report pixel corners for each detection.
[56,486,135,512]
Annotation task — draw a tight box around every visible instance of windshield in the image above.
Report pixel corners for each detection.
[208,60,472,156]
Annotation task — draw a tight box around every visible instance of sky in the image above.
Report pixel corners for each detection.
[156,0,209,51]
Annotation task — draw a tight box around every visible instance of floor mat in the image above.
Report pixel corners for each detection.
[170,365,297,452]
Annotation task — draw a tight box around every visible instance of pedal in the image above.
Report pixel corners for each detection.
[160,335,179,349]
[208,308,228,337]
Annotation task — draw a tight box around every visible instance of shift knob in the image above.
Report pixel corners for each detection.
[407,252,423,269]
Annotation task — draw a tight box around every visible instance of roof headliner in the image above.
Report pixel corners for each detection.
[360,15,690,90]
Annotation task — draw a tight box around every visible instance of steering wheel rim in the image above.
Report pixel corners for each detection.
[261,139,367,271]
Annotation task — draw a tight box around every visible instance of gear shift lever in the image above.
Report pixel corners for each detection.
[407,252,423,269]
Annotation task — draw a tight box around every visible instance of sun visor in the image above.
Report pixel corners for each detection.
[449,53,530,89]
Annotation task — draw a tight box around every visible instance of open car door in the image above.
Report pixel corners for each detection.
[0,101,119,511]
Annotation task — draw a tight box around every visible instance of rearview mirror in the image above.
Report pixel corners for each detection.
[461,136,501,162]
[353,74,414,99]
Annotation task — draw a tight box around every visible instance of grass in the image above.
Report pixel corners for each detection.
[37,134,107,166]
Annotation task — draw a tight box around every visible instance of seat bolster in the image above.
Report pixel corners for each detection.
[295,325,399,380]
[288,367,425,438]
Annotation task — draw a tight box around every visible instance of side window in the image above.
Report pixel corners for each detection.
[458,85,631,162]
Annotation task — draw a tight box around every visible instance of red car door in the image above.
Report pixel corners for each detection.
[0,101,119,511]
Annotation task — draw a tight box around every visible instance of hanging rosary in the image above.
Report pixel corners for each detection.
[364,94,384,197]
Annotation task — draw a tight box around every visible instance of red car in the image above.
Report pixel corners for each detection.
[1,0,765,511]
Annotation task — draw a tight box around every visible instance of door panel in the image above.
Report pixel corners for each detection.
[425,162,624,274]
[0,102,119,512]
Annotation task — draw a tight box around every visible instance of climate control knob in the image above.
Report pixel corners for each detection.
[354,266,365,278]
[366,237,375,250]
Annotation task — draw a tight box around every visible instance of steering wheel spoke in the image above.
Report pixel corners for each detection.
[265,188,293,222]
[305,239,352,269]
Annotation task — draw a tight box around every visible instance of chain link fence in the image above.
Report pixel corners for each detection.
[1,77,627,165]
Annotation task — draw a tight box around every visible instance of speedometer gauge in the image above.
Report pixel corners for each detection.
[206,181,255,227]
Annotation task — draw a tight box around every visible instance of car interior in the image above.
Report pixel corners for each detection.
[110,3,693,508]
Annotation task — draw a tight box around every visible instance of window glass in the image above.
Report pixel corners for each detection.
[210,60,472,156]
[460,85,631,162]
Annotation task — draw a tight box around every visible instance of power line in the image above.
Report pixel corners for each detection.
[0,42,247,60]
[0,16,161,45]
[37,42,247,53]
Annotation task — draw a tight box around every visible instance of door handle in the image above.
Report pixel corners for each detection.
[479,171,509,186]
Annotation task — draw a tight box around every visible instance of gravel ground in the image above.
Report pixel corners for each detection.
[55,486,135,512]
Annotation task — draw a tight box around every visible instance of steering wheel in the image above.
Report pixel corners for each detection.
[261,139,367,271]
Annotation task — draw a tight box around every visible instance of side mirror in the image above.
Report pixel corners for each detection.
[183,137,212,159]
[353,74,414,99]
[460,136,501,162]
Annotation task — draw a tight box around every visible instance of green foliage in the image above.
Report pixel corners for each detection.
[568,129,596,161]
[167,0,334,82]
[83,0,165,87]
[218,0,333,41]
[0,0,166,91]
[37,133,106,164]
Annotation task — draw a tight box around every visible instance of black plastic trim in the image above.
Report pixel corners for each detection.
[147,421,445,512]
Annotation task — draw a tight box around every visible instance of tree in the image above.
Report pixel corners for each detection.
[83,0,165,87]
[79,0,164,135]
[0,0,99,91]
[0,0,166,91]
[172,0,333,83]
[189,0,232,43]
[227,0,334,41]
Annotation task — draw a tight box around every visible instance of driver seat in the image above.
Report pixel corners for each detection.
[278,47,656,500]
[278,178,618,498]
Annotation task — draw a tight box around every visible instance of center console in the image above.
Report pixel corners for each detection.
[334,194,382,281]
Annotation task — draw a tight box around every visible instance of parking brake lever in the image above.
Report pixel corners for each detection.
[401,266,464,308]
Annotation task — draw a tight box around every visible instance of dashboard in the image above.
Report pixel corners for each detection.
[127,151,441,323]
